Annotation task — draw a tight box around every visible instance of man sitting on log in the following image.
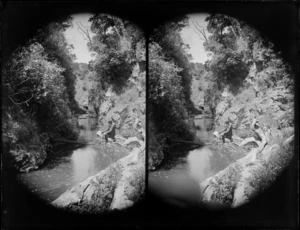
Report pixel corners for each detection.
[103,118,116,143]
[220,119,233,143]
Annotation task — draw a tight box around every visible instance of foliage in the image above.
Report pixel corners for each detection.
[208,49,248,93]
[149,40,195,168]
[149,42,187,131]
[190,62,205,80]
[204,13,294,131]
[88,14,145,94]
[204,14,249,93]
[2,20,80,169]
[149,42,183,103]
[3,43,65,110]
[250,142,293,196]
[211,165,241,206]
[35,21,80,112]
[203,73,222,116]
[2,108,49,153]
[151,18,195,111]
[88,81,105,115]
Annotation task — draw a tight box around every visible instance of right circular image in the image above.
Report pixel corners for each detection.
[148,13,295,209]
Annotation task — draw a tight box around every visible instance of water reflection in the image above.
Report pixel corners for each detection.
[149,146,216,207]
[78,117,98,142]
[71,146,98,183]
[187,147,213,183]
[194,117,214,143]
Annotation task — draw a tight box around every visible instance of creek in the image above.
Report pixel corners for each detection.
[149,116,234,207]
[17,116,126,203]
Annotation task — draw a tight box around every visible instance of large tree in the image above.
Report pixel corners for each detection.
[35,19,79,112]
[204,14,249,94]
[87,14,145,94]
[151,18,194,111]
[2,20,80,141]
[149,19,196,164]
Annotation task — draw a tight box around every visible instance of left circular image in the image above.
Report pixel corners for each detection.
[2,12,146,214]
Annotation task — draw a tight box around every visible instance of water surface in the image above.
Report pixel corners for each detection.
[149,117,218,206]
[18,117,126,202]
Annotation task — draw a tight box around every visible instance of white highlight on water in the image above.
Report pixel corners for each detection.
[187,147,213,183]
[71,146,98,183]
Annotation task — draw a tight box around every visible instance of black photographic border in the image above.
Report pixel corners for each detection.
[1,0,298,229]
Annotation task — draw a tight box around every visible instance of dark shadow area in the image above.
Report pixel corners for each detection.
[2,1,298,229]
[146,152,298,228]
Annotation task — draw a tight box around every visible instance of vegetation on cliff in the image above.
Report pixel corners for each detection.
[149,18,197,169]
[2,20,80,172]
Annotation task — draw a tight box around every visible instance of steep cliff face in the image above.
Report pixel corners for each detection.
[215,64,293,138]
[97,63,145,148]
[199,60,294,208]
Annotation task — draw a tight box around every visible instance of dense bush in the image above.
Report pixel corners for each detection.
[88,14,145,94]
[3,41,79,140]
[2,21,80,171]
[36,21,80,113]
[149,40,195,168]
[152,19,195,112]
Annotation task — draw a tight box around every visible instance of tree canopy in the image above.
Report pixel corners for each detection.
[87,14,145,94]
[2,19,80,143]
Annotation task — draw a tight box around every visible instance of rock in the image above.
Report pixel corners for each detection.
[216,100,230,117]
[213,131,220,138]
[96,131,103,137]
[10,148,47,173]
[110,156,145,210]
[283,135,294,146]
[200,135,293,208]
[248,63,257,79]
[232,169,256,208]
[261,144,280,162]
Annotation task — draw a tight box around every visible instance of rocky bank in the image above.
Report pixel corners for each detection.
[52,144,145,213]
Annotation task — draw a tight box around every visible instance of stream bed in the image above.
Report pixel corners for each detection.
[17,116,126,203]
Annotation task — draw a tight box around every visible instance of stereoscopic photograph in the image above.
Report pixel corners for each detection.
[1,1,298,229]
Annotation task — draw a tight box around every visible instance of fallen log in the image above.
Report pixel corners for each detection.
[52,139,94,145]
[168,139,203,147]
[239,137,260,147]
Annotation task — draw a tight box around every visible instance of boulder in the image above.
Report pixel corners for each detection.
[216,100,230,117]
[10,148,47,173]
[200,134,294,208]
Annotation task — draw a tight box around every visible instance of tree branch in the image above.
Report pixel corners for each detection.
[77,22,92,43]
[9,91,39,107]
[192,21,208,43]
